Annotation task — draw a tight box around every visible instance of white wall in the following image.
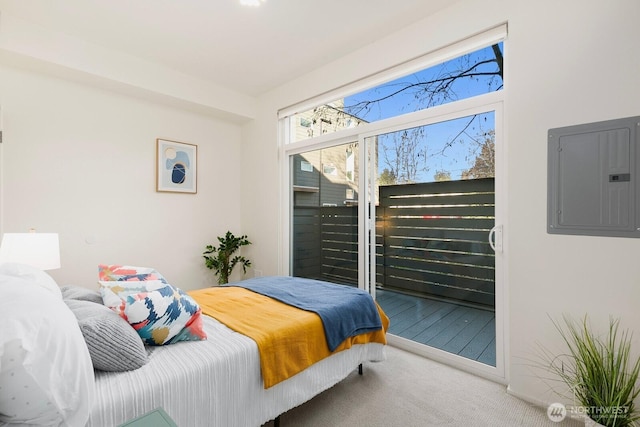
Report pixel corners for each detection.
[0,64,244,290]
[243,0,640,406]
[505,0,640,405]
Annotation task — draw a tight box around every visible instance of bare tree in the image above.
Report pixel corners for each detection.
[343,44,503,182]
[347,44,502,118]
[378,168,397,186]
[461,130,495,179]
[380,128,428,184]
[434,170,452,182]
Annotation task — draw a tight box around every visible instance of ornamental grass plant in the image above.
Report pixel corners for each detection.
[539,315,640,427]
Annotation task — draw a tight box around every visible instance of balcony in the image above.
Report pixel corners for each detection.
[293,178,496,366]
[377,289,495,365]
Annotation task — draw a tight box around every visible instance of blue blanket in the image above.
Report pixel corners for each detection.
[228,276,383,352]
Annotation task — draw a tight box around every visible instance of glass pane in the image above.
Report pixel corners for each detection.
[291,142,359,286]
[288,42,503,143]
[378,112,494,186]
[371,113,496,367]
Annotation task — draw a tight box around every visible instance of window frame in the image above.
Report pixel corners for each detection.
[278,25,507,384]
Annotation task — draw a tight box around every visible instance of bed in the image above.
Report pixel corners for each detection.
[0,264,388,427]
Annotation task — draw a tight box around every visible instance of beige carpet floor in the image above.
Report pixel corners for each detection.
[264,345,582,427]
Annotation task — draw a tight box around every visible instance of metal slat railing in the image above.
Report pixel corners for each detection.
[293,178,495,308]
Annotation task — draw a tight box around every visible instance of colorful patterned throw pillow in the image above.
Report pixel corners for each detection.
[98,264,166,282]
[98,265,206,346]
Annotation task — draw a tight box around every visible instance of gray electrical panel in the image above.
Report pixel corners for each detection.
[548,116,640,237]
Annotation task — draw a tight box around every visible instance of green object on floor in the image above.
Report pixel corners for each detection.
[118,408,178,427]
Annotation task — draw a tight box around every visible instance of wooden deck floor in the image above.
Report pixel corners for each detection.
[376,289,496,366]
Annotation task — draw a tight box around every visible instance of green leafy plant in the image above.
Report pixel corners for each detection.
[203,231,251,285]
[539,315,640,427]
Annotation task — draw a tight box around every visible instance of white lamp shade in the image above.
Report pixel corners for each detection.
[0,233,61,270]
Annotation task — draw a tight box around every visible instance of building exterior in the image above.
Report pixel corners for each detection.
[291,100,365,207]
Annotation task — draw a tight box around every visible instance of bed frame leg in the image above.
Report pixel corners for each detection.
[358,363,363,375]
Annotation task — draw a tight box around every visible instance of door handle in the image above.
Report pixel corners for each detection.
[489,225,503,252]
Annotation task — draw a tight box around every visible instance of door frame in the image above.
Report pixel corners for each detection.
[359,98,506,384]
[281,92,506,383]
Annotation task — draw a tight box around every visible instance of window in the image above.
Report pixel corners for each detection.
[322,164,337,176]
[287,41,503,144]
[300,118,312,128]
[281,25,506,377]
[300,160,313,172]
[346,148,355,182]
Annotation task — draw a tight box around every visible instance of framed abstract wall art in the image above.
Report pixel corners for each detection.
[156,139,197,193]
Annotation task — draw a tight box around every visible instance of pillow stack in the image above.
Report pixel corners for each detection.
[61,286,149,372]
[98,264,207,346]
[0,262,206,426]
[0,264,95,427]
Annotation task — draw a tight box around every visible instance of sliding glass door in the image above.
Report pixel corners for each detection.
[365,112,498,367]
[288,106,499,364]
[291,142,360,287]
[282,27,506,381]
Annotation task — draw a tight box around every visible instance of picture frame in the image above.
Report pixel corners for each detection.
[156,139,197,193]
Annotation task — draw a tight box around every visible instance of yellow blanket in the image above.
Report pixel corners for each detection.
[189,287,389,388]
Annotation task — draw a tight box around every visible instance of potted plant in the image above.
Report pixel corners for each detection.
[539,315,640,427]
[203,231,251,285]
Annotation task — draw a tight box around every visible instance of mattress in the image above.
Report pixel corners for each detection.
[88,314,386,427]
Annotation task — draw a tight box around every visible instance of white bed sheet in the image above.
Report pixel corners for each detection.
[88,314,386,427]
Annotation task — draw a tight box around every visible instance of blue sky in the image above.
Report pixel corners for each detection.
[344,43,502,182]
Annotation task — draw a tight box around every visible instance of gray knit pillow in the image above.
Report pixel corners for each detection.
[64,299,148,372]
[60,285,103,305]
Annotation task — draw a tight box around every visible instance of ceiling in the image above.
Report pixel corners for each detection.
[0,0,456,97]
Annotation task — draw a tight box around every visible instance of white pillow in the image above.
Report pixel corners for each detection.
[0,272,95,427]
[0,262,62,299]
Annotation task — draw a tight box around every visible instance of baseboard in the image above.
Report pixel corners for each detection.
[507,387,593,424]
[505,385,549,410]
